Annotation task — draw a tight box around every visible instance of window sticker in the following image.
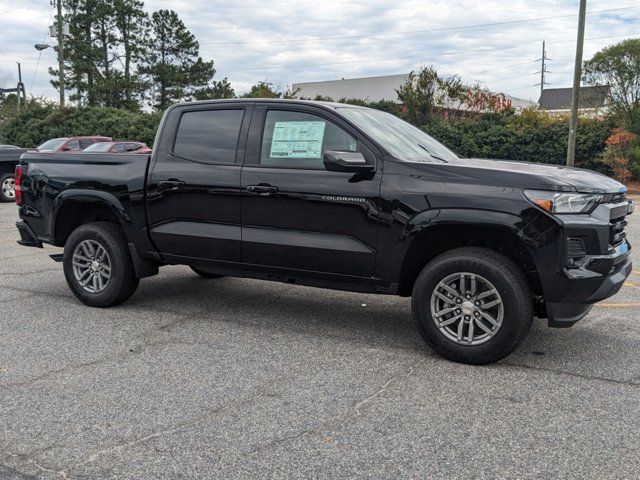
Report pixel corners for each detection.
[269,121,326,159]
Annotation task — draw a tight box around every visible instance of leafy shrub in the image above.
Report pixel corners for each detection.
[0,106,161,147]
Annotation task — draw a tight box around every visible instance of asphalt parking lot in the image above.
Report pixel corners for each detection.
[1,200,639,479]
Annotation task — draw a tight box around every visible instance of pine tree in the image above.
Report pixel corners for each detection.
[113,0,148,109]
[139,9,215,110]
[193,78,236,100]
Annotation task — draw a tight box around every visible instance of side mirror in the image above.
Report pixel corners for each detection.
[61,145,71,151]
[323,150,374,173]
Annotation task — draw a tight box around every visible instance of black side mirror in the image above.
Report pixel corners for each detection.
[323,150,374,173]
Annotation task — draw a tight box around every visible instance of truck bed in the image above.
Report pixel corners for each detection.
[18,152,151,248]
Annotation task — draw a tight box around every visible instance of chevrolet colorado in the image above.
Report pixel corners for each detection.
[14,99,634,364]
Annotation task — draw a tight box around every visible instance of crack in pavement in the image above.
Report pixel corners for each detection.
[22,380,279,478]
[499,361,640,388]
[248,359,423,455]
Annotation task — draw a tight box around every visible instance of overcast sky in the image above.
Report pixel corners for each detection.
[0,0,638,103]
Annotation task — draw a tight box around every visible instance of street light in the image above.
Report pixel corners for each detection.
[33,41,63,106]
[33,1,68,108]
[34,43,59,52]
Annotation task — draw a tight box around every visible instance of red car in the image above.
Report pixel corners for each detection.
[82,141,152,154]
[35,136,112,152]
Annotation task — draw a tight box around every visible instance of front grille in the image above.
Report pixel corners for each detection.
[609,200,630,249]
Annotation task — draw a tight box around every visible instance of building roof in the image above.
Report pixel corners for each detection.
[292,74,535,109]
[538,86,610,110]
[293,74,409,103]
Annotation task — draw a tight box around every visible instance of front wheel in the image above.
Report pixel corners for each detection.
[412,247,533,364]
[63,222,139,307]
[0,173,15,202]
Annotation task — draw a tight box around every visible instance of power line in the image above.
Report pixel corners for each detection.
[233,32,637,71]
[201,5,640,46]
[30,3,55,92]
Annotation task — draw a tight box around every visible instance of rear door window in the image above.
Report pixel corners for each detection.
[173,109,244,164]
[65,140,80,151]
[79,139,94,149]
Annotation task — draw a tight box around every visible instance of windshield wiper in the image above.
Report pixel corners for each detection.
[418,144,449,163]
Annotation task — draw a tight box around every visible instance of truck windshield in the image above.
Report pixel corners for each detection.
[37,138,68,151]
[339,107,459,163]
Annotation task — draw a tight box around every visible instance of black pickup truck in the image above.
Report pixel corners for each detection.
[0,146,27,202]
[15,99,634,364]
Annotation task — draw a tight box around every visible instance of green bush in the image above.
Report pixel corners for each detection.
[425,112,612,172]
[0,106,161,147]
[0,100,620,178]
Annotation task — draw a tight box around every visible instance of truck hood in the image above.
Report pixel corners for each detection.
[455,158,626,194]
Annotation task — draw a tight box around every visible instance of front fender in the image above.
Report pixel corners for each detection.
[375,206,562,295]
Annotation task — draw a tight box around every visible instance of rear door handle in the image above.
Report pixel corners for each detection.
[158,179,185,190]
[246,184,279,195]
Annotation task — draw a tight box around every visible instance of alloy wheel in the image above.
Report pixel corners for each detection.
[430,272,504,346]
[72,239,111,293]
[1,177,15,199]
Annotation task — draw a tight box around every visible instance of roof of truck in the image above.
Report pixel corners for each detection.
[171,98,369,110]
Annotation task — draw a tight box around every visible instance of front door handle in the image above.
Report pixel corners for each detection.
[158,179,185,190]
[246,184,279,195]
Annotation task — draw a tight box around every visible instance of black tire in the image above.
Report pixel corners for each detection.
[412,247,533,365]
[190,266,224,279]
[63,222,139,307]
[0,173,15,202]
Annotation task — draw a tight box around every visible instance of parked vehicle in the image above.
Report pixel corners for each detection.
[15,99,634,364]
[35,136,112,152]
[0,147,28,201]
[82,141,151,154]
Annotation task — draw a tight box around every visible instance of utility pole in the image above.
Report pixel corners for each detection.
[534,41,551,100]
[539,41,548,99]
[55,0,65,108]
[566,0,587,167]
[16,62,25,111]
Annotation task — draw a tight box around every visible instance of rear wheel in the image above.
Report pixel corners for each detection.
[63,222,139,307]
[412,247,533,364]
[0,173,15,202]
[190,266,224,279]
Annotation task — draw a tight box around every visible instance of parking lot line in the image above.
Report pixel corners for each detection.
[596,302,640,308]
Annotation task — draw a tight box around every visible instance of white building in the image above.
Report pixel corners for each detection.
[292,73,535,111]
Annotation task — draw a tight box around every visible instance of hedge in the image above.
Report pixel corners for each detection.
[0,105,161,147]
[0,104,613,177]
[426,114,612,173]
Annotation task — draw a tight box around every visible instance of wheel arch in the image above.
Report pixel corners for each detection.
[51,190,131,247]
[396,209,544,299]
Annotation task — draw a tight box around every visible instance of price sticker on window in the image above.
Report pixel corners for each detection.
[270,121,326,159]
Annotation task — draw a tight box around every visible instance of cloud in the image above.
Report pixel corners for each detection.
[0,0,638,103]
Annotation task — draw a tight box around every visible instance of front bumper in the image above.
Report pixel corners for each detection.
[546,241,632,327]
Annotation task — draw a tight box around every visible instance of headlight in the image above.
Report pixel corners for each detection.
[524,190,603,214]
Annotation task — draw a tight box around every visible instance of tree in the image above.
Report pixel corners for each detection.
[60,0,147,109]
[58,0,102,106]
[584,38,640,130]
[139,9,215,110]
[113,0,149,109]
[241,80,281,98]
[396,67,440,126]
[193,78,236,100]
